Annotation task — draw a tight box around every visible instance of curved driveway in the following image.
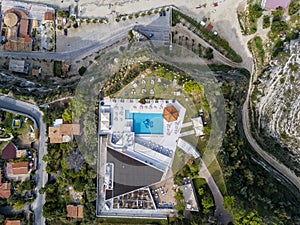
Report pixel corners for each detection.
[0,95,47,225]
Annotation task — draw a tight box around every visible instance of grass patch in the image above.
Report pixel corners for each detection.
[53,61,62,76]
[207,158,227,195]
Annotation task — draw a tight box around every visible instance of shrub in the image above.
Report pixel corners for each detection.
[54,61,62,76]
[92,19,97,23]
[290,75,295,82]
[154,9,158,14]
[122,17,126,21]
[78,66,87,76]
[250,3,263,18]
[128,15,133,19]
[147,11,152,15]
[69,15,76,22]
[57,25,62,30]
[288,0,300,15]
[271,21,288,33]
[141,12,146,17]
[263,15,270,28]
[73,22,78,28]
[115,18,120,22]
[134,13,139,18]
[86,19,90,23]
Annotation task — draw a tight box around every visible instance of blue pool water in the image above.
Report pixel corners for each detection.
[132,113,164,134]
[125,110,133,119]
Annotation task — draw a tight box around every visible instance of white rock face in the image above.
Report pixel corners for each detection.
[254,39,300,156]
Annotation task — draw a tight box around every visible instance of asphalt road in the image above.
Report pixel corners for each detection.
[242,94,300,192]
[0,95,48,225]
[0,29,127,61]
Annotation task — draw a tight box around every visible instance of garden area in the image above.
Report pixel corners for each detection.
[172,9,242,63]
[0,111,35,147]
[41,140,98,224]
[111,62,206,123]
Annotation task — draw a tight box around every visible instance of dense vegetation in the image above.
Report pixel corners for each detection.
[218,71,300,224]
[237,1,262,35]
[41,141,97,224]
[262,15,270,29]
[248,36,265,72]
[54,61,62,77]
[288,0,300,15]
[172,9,242,63]
[271,8,288,34]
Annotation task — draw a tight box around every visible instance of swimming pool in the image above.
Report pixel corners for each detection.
[132,113,164,134]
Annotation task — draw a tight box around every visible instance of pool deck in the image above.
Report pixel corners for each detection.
[103,98,186,164]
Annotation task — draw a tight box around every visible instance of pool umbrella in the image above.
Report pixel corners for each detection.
[163,105,179,122]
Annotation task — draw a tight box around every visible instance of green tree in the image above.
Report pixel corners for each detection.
[0,214,4,224]
[78,66,87,76]
[201,196,214,214]
[183,80,203,94]
[175,189,184,201]
[288,0,300,15]
[62,107,73,123]
[224,195,235,211]
[198,187,204,196]
[73,22,79,28]
[69,15,76,21]
[263,15,270,28]
[13,200,25,210]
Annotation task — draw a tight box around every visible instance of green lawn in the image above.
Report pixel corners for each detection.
[206,158,227,195]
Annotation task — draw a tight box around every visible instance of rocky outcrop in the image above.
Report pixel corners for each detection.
[253,39,300,164]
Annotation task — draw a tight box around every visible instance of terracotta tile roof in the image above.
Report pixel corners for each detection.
[24,35,31,43]
[77,206,83,218]
[5,8,29,38]
[1,142,17,160]
[62,64,70,73]
[4,220,21,225]
[44,12,54,21]
[7,161,29,175]
[206,24,213,31]
[0,182,11,199]
[60,124,80,135]
[66,205,84,218]
[0,169,11,199]
[49,127,62,143]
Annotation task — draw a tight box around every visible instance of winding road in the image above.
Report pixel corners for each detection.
[0,95,47,225]
[242,89,300,192]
